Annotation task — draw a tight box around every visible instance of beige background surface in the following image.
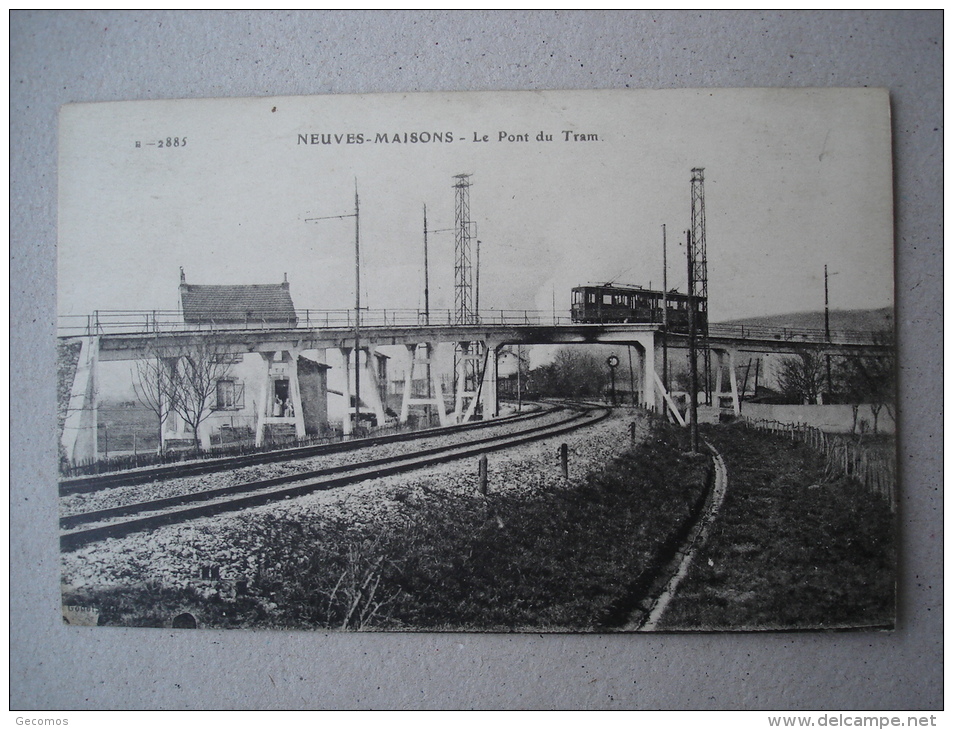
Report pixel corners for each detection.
[11,10,942,710]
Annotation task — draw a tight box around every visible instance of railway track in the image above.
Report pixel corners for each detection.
[59,403,558,496]
[60,401,610,552]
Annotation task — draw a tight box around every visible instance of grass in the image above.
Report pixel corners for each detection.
[657,423,896,631]
[63,419,713,631]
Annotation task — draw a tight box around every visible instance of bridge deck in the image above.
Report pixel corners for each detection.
[58,308,891,359]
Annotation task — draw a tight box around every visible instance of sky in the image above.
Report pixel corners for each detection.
[58,88,895,326]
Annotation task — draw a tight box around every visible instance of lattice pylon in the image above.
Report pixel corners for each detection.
[691,167,712,403]
[453,174,475,325]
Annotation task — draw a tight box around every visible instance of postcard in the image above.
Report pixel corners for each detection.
[57,88,895,631]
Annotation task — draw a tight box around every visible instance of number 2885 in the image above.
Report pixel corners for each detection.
[158,137,187,148]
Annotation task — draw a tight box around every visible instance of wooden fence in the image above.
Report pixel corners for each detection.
[741,418,896,507]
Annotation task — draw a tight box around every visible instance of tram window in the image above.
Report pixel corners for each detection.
[587,293,597,304]
[603,295,613,305]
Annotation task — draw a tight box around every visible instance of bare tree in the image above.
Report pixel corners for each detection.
[834,330,896,434]
[168,339,235,451]
[777,350,825,404]
[131,343,179,454]
[527,347,609,399]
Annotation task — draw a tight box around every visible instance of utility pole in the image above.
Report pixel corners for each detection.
[516,345,523,412]
[662,223,669,392]
[824,264,830,340]
[824,264,838,401]
[423,204,430,325]
[687,229,700,453]
[304,182,363,433]
[353,182,362,431]
[475,235,481,320]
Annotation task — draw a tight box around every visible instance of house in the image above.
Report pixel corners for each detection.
[179,267,297,329]
[164,270,329,448]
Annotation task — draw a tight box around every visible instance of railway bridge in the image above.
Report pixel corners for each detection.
[58,308,891,464]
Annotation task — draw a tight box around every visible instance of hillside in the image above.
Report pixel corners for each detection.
[717,307,893,333]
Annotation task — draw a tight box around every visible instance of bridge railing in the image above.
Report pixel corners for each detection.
[56,310,884,345]
[57,309,579,336]
[707,323,882,346]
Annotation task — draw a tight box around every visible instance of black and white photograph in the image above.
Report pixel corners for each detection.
[56,87,897,633]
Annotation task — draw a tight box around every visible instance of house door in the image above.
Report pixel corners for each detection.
[273,379,290,416]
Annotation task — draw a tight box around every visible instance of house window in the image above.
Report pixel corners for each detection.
[215,379,244,410]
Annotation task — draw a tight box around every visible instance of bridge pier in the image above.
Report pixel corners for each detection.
[711,347,741,416]
[363,345,388,428]
[639,337,656,410]
[453,341,486,423]
[60,336,99,465]
[480,342,503,419]
[252,349,307,446]
[398,343,449,427]
[338,347,354,436]
[58,318,882,468]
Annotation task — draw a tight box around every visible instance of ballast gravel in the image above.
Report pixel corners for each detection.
[61,407,651,593]
[60,405,564,518]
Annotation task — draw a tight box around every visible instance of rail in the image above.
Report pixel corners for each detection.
[59,402,610,551]
[56,309,886,346]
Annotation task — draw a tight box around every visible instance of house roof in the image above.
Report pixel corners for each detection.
[180,281,297,325]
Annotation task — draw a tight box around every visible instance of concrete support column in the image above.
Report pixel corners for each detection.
[714,350,725,405]
[639,333,657,410]
[254,352,274,447]
[340,347,353,436]
[399,344,415,424]
[429,343,450,427]
[364,346,387,428]
[61,336,99,464]
[398,342,449,427]
[716,348,741,416]
[287,346,306,439]
[453,342,470,418]
[480,340,503,419]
